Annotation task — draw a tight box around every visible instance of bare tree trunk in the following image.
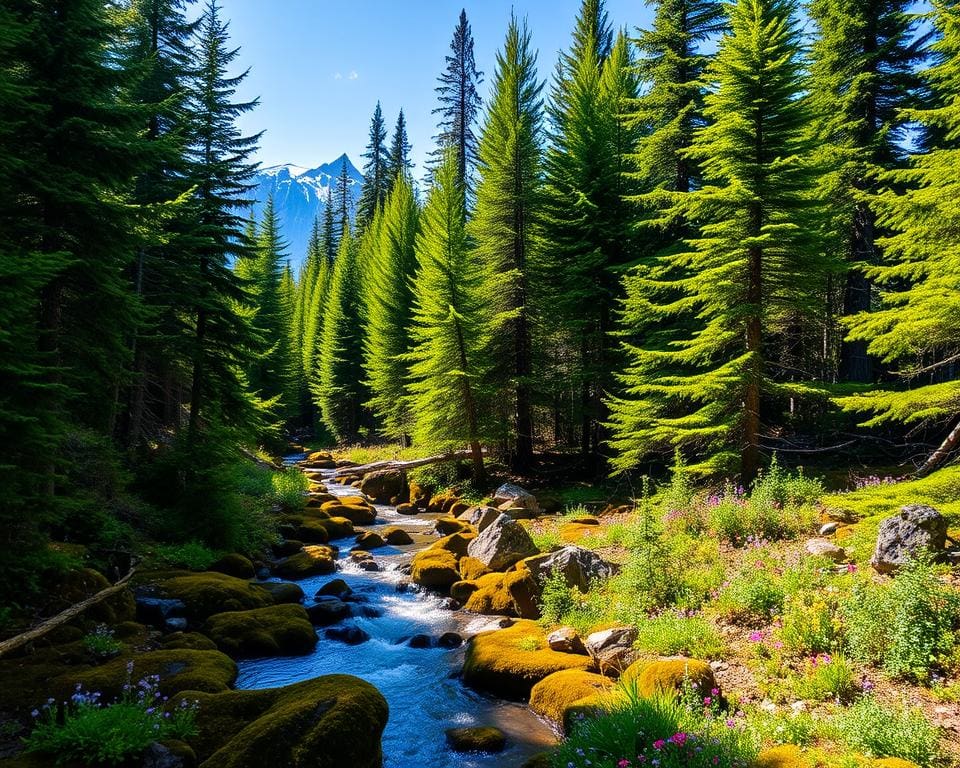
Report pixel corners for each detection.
[917,418,960,477]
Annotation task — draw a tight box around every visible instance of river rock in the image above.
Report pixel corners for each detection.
[546,626,587,655]
[307,596,353,626]
[397,503,418,515]
[819,522,840,536]
[273,545,337,580]
[445,726,506,753]
[208,553,255,579]
[359,469,406,503]
[871,504,948,574]
[492,483,540,516]
[585,626,638,676]
[466,514,539,572]
[805,538,847,562]
[383,527,414,545]
[202,605,318,659]
[256,581,305,605]
[325,625,371,645]
[408,634,433,648]
[435,517,474,535]
[135,594,187,631]
[353,531,386,550]
[459,506,504,533]
[521,546,615,592]
[140,740,195,768]
[438,632,463,648]
[316,578,352,600]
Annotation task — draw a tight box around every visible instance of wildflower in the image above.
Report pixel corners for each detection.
[618,760,631,768]
[710,688,719,696]
[748,631,764,642]
[31,709,39,718]
[652,740,665,750]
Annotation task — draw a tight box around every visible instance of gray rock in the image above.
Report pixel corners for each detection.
[359,469,406,503]
[325,625,370,645]
[871,504,948,574]
[140,741,192,768]
[522,546,615,592]
[257,581,305,605]
[819,522,839,536]
[458,505,502,533]
[408,634,433,648]
[466,513,539,571]
[164,617,188,633]
[492,483,540,516]
[805,538,847,562]
[135,595,186,628]
[546,626,586,654]
[306,596,352,626]
[585,626,638,675]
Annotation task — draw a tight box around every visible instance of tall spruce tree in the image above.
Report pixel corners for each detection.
[808,0,926,382]
[333,158,353,238]
[356,101,390,229]
[185,0,263,441]
[314,231,364,441]
[386,109,414,189]
[838,0,960,474]
[608,0,820,482]
[406,150,502,481]
[431,9,483,195]
[540,2,640,462]
[470,15,544,471]
[363,175,420,441]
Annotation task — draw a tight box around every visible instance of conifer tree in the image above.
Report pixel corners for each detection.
[332,158,353,238]
[608,0,819,482]
[357,101,390,229]
[407,151,501,481]
[363,175,420,441]
[838,1,960,474]
[386,109,414,189]
[314,231,364,441]
[808,0,926,382]
[470,15,544,471]
[185,0,263,441]
[431,9,483,195]
[540,2,639,461]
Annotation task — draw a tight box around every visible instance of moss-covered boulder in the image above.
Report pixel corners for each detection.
[203,604,317,659]
[180,674,388,768]
[50,567,136,625]
[872,760,920,768]
[305,492,337,507]
[353,531,386,550]
[754,745,806,768]
[359,469,406,503]
[256,581,305,605]
[463,570,539,619]
[273,545,337,580]
[319,516,355,539]
[435,517,473,536]
[444,726,506,753]
[458,556,492,580]
[408,479,432,509]
[450,580,479,603]
[383,527,413,545]
[321,497,376,525]
[288,516,331,544]
[529,669,613,733]
[208,554,255,579]
[161,631,219,651]
[157,572,273,623]
[463,620,594,700]
[559,522,599,543]
[53,649,237,701]
[621,657,718,700]
[411,549,460,589]
[433,532,475,556]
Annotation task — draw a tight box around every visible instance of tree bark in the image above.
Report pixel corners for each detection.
[917,417,960,477]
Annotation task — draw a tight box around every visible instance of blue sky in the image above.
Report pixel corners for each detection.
[219,0,653,174]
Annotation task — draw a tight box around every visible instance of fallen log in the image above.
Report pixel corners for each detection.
[333,449,486,478]
[917,417,960,477]
[0,566,137,658]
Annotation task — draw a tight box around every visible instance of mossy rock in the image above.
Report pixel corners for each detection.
[755,746,807,768]
[162,631,219,651]
[158,572,273,623]
[382,527,413,545]
[353,531,386,551]
[319,516,355,539]
[427,490,460,514]
[450,580,479,603]
[321,497,376,525]
[411,549,460,589]
[208,553,255,579]
[289,515,331,544]
[463,620,594,700]
[0,653,88,714]
[305,493,337,507]
[432,532,475,556]
[463,570,539,619]
[445,726,506,753]
[621,657,718,700]
[872,760,920,768]
[273,545,337,580]
[458,555,492,580]
[180,674,388,768]
[272,539,304,558]
[408,480,433,508]
[559,522,599,543]
[256,581,305,605]
[435,517,474,536]
[529,669,613,733]
[53,649,237,702]
[48,567,136,625]
[203,604,317,659]
[521,753,554,768]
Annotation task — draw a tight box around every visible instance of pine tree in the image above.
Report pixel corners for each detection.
[386,109,413,189]
[539,2,640,461]
[431,9,483,195]
[608,0,820,482]
[356,101,389,229]
[808,0,926,382]
[406,150,501,482]
[838,0,960,474]
[363,175,420,441]
[470,15,544,471]
[332,157,353,238]
[314,231,364,441]
[186,0,263,441]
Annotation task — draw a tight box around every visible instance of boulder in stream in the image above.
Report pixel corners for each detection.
[359,468,407,503]
[466,513,539,571]
[203,604,317,659]
[273,545,338,580]
[316,578,352,600]
[325,625,371,645]
[353,531,386,550]
[445,726,506,753]
[307,596,353,626]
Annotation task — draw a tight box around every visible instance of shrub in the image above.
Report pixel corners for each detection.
[777,594,838,657]
[271,467,308,511]
[634,613,725,659]
[25,666,198,766]
[842,557,960,682]
[793,653,857,702]
[714,568,785,626]
[553,684,757,768]
[82,625,122,659]
[516,636,541,652]
[745,709,817,747]
[831,696,940,767]
[153,540,220,571]
[530,527,563,552]
[539,568,578,625]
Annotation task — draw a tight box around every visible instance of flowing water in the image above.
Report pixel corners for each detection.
[235,455,557,768]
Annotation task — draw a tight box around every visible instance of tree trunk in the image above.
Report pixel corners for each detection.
[917,417,960,477]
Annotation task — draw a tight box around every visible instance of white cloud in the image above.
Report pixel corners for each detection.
[348,70,359,80]
[333,72,343,80]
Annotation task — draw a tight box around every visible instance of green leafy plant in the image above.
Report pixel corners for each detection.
[539,568,578,625]
[82,625,122,660]
[25,665,198,766]
[634,613,726,658]
[270,467,309,511]
[515,636,541,652]
[793,653,857,702]
[777,594,838,657]
[714,568,785,626]
[152,540,220,571]
[831,695,940,767]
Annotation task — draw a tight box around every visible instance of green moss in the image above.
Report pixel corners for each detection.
[208,553,255,579]
[463,571,540,619]
[435,517,474,535]
[179,674,388,768]
[321,497,376,525]
[288,516,330,543]
[161,631,218,651]
[203,604,317,659]
[444,726,506,753]
[458,556,492,580]
[529,669,613,733]
[319,516,355,539]
[157,572,273,622]
[620,657,718,700]
[463,620,594,700]
[410,549,460,588]
[273,546,337,580]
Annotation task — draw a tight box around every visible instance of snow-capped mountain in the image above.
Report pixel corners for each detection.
[251,154,363,268]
